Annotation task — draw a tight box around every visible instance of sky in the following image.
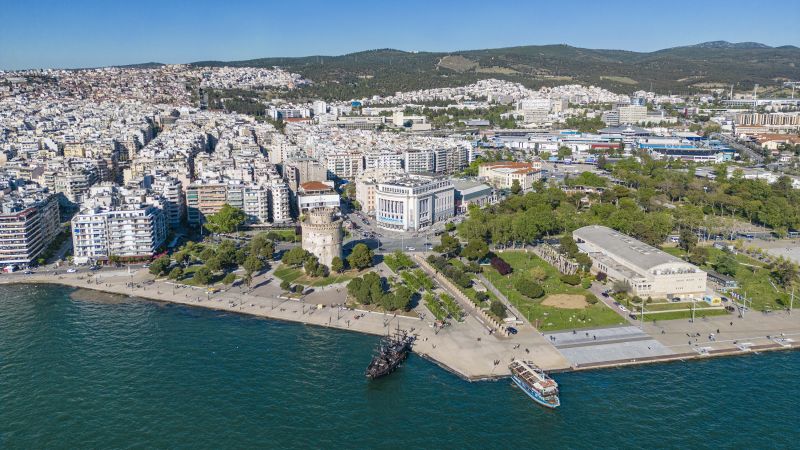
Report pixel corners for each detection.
[1,0,798,70]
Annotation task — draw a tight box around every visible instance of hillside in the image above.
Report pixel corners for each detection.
[190,41,800,100]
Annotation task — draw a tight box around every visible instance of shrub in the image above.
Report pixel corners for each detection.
[585,294,599,305]
[529,266,548,282]
[560,273,581,286]
[596,272,607,282]
[490,299,507,319]
[491,256,512,275]
[294,284,305,294]
[514,278,544,299]
[280,280,291,291]
[475,291,489,302]
[581,279,592,289]
[222,273,237,285]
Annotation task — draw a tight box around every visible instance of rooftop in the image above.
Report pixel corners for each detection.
[573,225,691,272]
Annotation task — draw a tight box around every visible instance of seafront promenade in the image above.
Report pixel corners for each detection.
[3,265,800,379]
[0,265,570,380]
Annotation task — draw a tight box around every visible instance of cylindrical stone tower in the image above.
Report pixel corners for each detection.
[301,207,343,267]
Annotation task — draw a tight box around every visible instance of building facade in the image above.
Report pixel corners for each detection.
[375,176,454,231]
[0,193,60,267]
[573,225,707,299]
[72,204,167,264]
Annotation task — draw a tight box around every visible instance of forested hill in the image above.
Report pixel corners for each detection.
[190,42,800,100]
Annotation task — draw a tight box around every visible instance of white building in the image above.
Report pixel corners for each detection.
[297,181,340,213]
[618,105,647,125]
[573,225,707,299]
[375,176,454,231]
[72,204,167,264]
[478,161,542,191]
[0,193,60,267]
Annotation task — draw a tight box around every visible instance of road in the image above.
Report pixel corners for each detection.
[710,132,765,163]
[345,210,461,253]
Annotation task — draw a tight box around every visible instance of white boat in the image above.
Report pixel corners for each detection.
[509,359,560,409]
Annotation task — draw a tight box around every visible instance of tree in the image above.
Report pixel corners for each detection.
[331,256,345,273]
[234,271,248,288]
[347,272,384,304]
[204,204,246,234]
[243,255,265,275]
[199,247,216,263]
[282,247,310,267]
[679,228,698,253]
[510,179,522,195]
[435,232,461,256]
[348,243,374,270]
[250,233,275,259]
[490,299,507,318]
[444,222,456,232]
[294,284,305,294]
[205,257,222,273]
[559,234,579,258]
[612,279,631,294]
[280,280,291,291]
[168,267,184,280]
[193,266,212,286]
[173,250,190,267]
[714,253,739,277]
[460,239,489,261]
[108,255,122,267]
[771,257,799,287]
[688,247,709,266]
[222,273,237,285]
[149,256,171,276]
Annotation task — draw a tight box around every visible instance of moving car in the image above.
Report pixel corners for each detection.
[66,268,77,273]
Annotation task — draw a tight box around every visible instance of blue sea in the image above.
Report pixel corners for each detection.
[1,284,796,449]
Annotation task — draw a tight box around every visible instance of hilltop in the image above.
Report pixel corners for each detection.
[188,41,800,100]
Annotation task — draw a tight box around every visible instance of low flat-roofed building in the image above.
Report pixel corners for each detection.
[451,179,495,213]
[573,225,707,299]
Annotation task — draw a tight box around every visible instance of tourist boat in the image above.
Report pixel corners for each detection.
[509,359,560,409]
[365,330,415,380]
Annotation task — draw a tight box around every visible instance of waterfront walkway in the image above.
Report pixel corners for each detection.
[0,266,570,379]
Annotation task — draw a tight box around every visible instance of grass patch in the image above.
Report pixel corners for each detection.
[661,246,792,311]
[641,309,729,322]
[273,264,357,287]
[600,75,638,85]
[484,251,624,331]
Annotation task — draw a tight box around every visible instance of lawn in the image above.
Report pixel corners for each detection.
[484,251,625,332]
[661,245,793,311]
[640,309,729,322]
[274,264,357,287]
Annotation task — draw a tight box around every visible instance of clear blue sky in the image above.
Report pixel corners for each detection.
[1,0,798,70]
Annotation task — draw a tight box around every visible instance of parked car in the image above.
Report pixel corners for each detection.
[507,326,518,335]
[66,268,77,273]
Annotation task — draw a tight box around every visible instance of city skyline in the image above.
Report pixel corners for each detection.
[1,0,798,70]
